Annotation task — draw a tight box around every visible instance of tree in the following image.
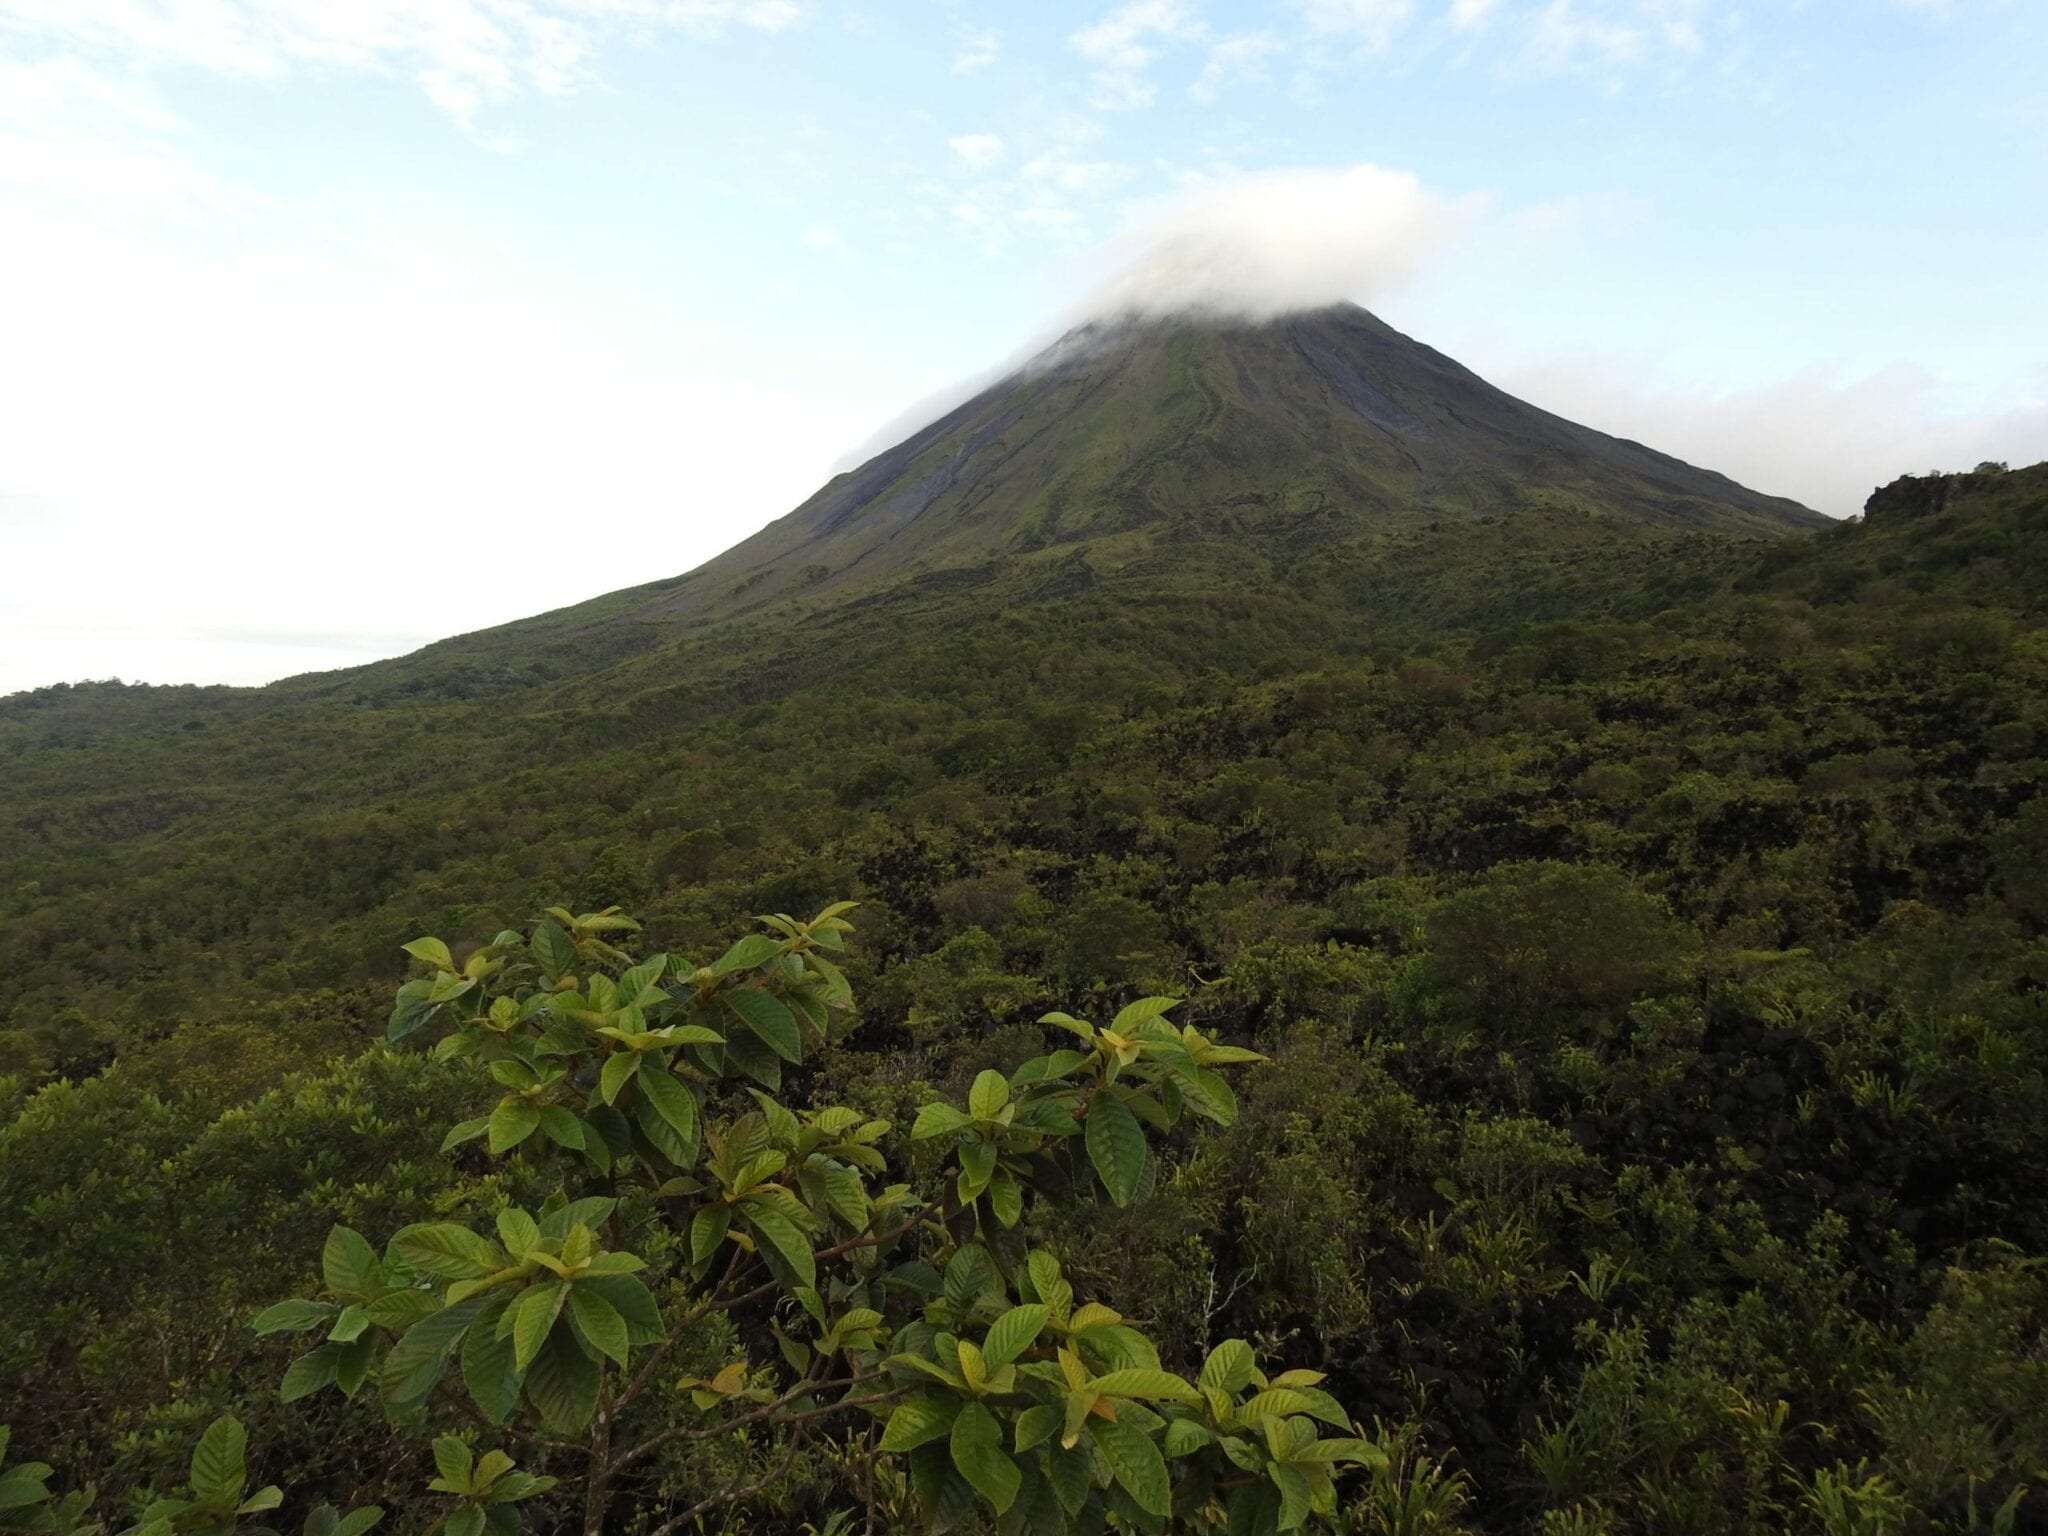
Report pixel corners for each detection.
[1421,861,1698,1037]
[250,901,1384,1533]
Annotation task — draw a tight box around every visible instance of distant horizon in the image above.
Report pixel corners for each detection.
[4,0,2043,693]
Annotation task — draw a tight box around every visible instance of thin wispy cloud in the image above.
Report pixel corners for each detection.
[0,0,808,133]
[1070,0,1206,109]
[1295,0,1416,49]
[1191,33,1286,101]
[948,132,1006,170]
[952,30,999,72]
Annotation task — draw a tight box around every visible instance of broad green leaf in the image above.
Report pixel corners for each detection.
[599,1050,641,1105]
[712,933,782,976]
[1270,1461,1312,1531]
[988,1168,1023,1229]
[1242,1387,1331,1423]
[253,1298,334,1335]
[0,1468,51,1514]
[488,1101,540,1154]
[636,1065,700,1152]
[1025,1251,1073,1320]
[440,1117,491,1153]
[531,920,576,980]
[741,1199,816,1287]
[237,1486,283,1515]
[982,1304,1050,1370]
[1088,1368,1203,1405]
[536,1106,584,1150]
[633,1092,694,1168]
[401,937,454,972]
[724,987,802,1062]
[535,1197,617,1241]
[1091,1416,1169,1517]
[908,1442,977,1533]
[1110,997,1178,1033]
[461,1295,522,1425]
[1200,1338,1257,1396]
[523,1328,600,1434]
[880,1394,960,1452]
[279,1345,340,1403]
[391,1224,503,1280]
[912,1103,971,1140]
[380,1298,484,1406]
[188,1415,247,1507]
[949,1401,1021,1515]
[968,1070,1010,1120]
[512,1282,567,1371]
[1164,1418,1214,1457]
[322,1226,380,1297]
[579,1274,664,1345]
[1084,1091,1147,1208]
[431,1437,474,1489]
[1015,1404,1060,1452]
[495,1208,540,1256]
[568,1286,630,1366]
[334,1333,377,1398]
[690,1205,731,1266]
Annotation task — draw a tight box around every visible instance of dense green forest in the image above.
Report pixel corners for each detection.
[2,455,2044,1535]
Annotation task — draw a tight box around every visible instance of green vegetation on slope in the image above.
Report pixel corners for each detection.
[0,463,2043,1534]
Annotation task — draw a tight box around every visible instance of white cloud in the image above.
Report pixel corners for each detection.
[1063,162,1468,324]
[1070,0,1205,109]
[1496,357,2048,517]
[952,29,998,72]
[1449,0,1498,30]
[1514,0,1709,72]
[1295,0,1414,48]
[948,131,1005,169]
[0,0,807,133]
[1191,33,1284,100]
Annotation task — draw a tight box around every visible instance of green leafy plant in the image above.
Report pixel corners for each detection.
[0,1427,99,1536]
[250,902,1372,1533]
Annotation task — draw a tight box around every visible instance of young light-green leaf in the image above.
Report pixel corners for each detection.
[512,1282,567,1371]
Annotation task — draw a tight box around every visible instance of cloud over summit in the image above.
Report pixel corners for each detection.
[1066,163,1466,324]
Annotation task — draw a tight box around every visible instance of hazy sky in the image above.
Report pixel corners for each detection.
[4,0,2044,694]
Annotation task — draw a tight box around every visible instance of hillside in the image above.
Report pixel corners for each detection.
[1,308,2043,1534]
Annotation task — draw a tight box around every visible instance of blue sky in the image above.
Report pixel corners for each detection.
[3,0,2043,692]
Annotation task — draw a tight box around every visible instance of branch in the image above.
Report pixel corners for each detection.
[614,1243,752,1415]
[617,1370,890,1471]
[614,1202,937,1417]
[643,1425,812,1536]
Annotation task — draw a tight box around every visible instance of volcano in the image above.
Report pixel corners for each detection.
[619,303,1823,631]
